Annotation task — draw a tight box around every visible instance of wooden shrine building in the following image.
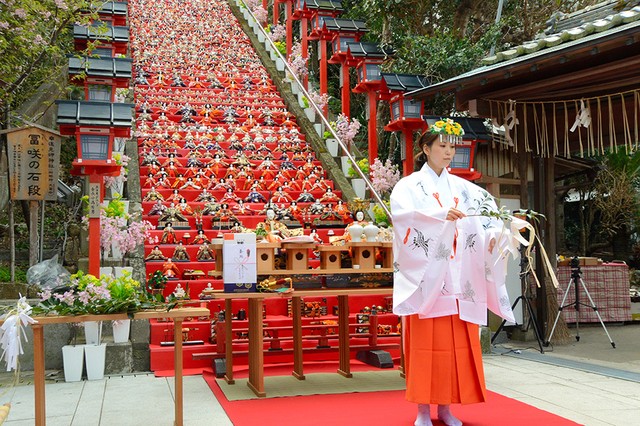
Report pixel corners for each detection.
[408,0,640,333]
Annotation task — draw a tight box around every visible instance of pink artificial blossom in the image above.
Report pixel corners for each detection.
[333,114,361,146]
[38,289,52,301]
[253,6,267,25]
[308,91,329,111]
[370,158,401,194]
[268,24,286,42]
[287,42,308,80]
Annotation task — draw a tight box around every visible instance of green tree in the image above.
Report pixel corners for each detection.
[0,0,102,127]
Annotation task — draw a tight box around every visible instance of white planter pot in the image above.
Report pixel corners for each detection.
[326,138,339,157]
[243,10,250,21]
[298,94,307,109]
[314,123,324,138]
[113,266,133,278]
[107,179,125,199]
[275,57,285,72]
[291,81,301,95]
[84,344,106,381]
[100,266,114,277]
[112,319,131,343]
[341,157,352,176]
[270,49,278,61]
[352,178,366,199]
[257,31,265,43]
[113,137,127,153]
[265,41,272,52]
[304,107,316,123]
[84,321,102,345]
[62,345,84,382]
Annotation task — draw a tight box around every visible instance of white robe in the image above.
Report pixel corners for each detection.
[391,164,516,325]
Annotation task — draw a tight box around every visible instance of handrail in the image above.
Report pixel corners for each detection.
[239,3,392,221]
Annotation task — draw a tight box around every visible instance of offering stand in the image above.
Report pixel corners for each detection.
[209,287,394,398]
[11,307,208,426]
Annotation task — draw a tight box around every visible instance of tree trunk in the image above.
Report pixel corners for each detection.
[611,224,630,262]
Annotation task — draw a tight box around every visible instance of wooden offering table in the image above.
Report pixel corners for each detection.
[18,307,208,426]
[209,288,394,398]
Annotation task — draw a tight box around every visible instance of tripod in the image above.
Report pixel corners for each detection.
[545,259,616,348]
[491,244,545,353]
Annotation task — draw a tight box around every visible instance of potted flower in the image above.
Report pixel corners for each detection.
[146,270,168,297]
[104,271,141,343]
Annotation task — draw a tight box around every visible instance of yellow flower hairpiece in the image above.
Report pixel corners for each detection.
[429,118,465,145]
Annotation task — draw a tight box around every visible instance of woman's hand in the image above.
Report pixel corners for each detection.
[446,208,466,221]
[488,238,496,254]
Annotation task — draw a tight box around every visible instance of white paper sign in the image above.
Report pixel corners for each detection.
[222,233,257,284]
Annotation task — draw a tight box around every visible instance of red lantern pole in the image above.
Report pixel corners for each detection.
[301,18,309,89]
[88,173,103,277]
[402,128,414,175]
[367,90,378,161]
[273,0,279,27]
[285,1,293,58]
[341,64,350,118]
[319,39,328,116]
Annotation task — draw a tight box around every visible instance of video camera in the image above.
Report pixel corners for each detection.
[570,256,581,269]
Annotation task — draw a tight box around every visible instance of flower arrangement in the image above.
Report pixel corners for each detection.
[287,41,308,80]
[348,158,369,179]
[273,41,287,57]
[252,5,267,25]
[104,153,130,190]
[35,271,165,316]
[331,113,361,147]
[308,90,329,111]
[369,158,402,226]
[82,194,154,263]
[429,118,465,144]
[370,158,401,194]
[267,24,286,42]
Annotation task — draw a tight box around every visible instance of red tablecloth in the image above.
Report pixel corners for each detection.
[556,263,631,323]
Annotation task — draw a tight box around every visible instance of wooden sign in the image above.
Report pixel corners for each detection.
[4,126,61,201]
[88,183,101,218]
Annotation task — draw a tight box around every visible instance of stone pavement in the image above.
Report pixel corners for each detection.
[0,323,638,425]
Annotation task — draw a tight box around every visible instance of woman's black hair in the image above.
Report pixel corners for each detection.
[414,132,439,170]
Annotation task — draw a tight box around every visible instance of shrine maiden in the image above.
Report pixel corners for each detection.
[391,119,516,426]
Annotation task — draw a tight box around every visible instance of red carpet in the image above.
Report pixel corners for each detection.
[203,363,580,426]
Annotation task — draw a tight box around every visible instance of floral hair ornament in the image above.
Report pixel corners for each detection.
[429,118,465,144]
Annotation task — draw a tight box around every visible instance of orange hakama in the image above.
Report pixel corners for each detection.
[404,314,486,405]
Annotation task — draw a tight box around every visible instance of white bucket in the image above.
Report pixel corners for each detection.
[62,345,84,382]
[84,344,107,381]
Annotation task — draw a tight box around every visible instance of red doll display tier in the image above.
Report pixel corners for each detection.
[129,0,396,372]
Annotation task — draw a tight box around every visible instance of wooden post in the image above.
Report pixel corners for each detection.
[173,318,184,426]
[29,200,39,266]
[337,295,352,377]
[247,298,266,397]
[224,298,234,384]
[292,295,304,379]
[33,324,45,426]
